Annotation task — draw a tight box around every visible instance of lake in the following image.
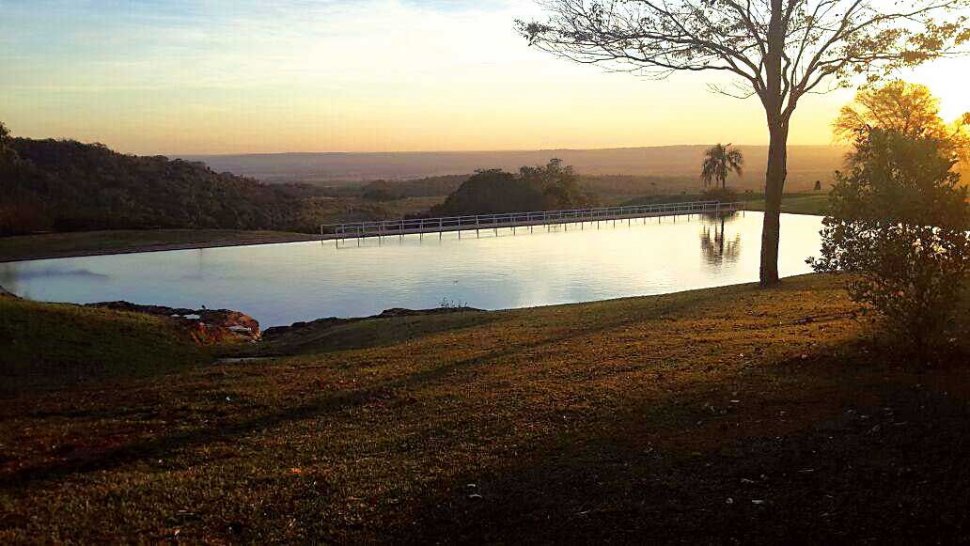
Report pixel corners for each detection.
[0,212,823,327]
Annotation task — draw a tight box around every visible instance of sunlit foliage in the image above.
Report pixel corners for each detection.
[834,81,970,175]
[812,128,970,355]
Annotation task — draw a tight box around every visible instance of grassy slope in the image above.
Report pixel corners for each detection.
[0,297,206,392]
[0,229,319,262]
[1,275,969,543]
[743,192,830,215]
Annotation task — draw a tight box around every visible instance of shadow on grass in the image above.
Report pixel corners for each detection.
[1,287,715,488]
[382,346,970,544]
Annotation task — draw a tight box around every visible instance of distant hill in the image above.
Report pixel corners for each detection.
[183,145,849,191]
[0,138,346,235]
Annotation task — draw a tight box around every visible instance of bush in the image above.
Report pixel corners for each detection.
[701,187,738,203]
[810,128,970,356]
[431,159,593,216]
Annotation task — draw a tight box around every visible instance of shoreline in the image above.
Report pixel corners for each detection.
[1,208,826,264]
[0,230,320,263]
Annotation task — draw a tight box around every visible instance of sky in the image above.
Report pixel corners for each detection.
[0,0,967,155]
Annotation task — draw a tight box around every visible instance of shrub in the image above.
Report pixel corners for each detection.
[810,128,970,356]
[701,187,738,203]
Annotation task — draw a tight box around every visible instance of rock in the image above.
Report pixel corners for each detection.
[87,301,260,345]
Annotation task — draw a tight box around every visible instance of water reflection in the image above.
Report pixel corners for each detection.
[1,212,822,326]
[699,212,741,266]
[0,263,18,294]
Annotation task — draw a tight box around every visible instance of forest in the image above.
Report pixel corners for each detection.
[0,137,414,235]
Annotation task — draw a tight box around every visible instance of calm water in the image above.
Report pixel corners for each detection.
[1,212,822,327]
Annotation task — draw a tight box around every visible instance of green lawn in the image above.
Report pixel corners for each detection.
[0,229,319,262]
[2,275,969,542]
[0,297,206,392]
[742,192,831,215]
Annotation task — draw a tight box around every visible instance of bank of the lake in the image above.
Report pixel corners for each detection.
[0,196,832,264]
[742,192,831,216]
[0,229,318,263]
[2,274,969,543]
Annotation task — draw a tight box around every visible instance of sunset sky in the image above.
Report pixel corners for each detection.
[1,0,967,155]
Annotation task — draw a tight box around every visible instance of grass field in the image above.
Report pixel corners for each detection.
[742,192,830,216]
[2,275,969,543]
[0,297,206,393]
[0,229,319,263]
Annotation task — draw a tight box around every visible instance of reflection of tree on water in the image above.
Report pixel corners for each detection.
[699,212,741,266]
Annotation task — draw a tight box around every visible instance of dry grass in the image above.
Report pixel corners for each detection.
[1,274,968,543]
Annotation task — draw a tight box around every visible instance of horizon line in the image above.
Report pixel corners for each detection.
[172,142,847,158]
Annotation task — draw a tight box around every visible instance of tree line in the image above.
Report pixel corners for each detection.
[0,134,364,235]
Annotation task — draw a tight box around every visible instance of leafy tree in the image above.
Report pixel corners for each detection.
[520,158,590,209]
[518,0,970,286]
[810,128,970,356]
[432,159,592,216]
[701,143,744,190]
[835,81,970,175]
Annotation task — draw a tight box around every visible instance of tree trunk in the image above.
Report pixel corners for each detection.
[759,0,788,287]
[760,121,789,286]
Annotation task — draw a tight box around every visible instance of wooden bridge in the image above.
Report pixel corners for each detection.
[321,200,742,241]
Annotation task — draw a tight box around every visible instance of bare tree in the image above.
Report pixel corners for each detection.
[517,0,970,285]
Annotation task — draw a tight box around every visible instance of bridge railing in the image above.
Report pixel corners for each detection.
[321,200,741,238]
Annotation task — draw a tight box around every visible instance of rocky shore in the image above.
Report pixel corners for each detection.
[87,301,261,345]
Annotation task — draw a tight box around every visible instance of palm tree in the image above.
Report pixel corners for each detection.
[701,144,744,190]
